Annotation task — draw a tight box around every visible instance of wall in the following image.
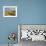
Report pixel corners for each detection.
[0,0,46,44]
[0,0,18,44]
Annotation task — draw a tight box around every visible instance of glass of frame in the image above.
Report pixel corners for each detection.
[3,6,17,17]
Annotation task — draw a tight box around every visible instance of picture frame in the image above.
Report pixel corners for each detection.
[3,6,17,17]
[18,24,46,42]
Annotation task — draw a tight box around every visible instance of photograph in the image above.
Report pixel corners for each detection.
[3,6,17,17]
[18,24,46,46]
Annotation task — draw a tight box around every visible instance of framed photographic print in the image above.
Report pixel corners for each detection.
[18,24,46,42]
[3,6,17,17]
